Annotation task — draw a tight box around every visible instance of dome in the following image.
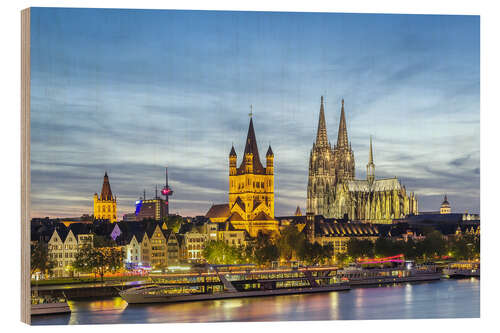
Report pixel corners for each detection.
[441,195,450,207]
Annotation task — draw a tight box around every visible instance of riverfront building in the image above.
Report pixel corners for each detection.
[47,225,93,277]
[307,97,418,224]
[303,213,379,255]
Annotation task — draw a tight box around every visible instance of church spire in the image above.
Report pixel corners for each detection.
[367,136,375,186]
[369,135,374,164]
[238,115,265,173]
[337,99,349,148]
[100,172,113,201]
[315,96,329,147]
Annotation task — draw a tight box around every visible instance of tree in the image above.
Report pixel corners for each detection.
[254,243,279,265]
[73,244,124,281]
[297,241,333,265]
[449,234,479,260]
[276,225,306,261]
[346,238,374,259]
[335,252,349,266]
[374,237,405,258]
[402,238,419,259]
[419,230,446,259]
[163,215,183,233]
[202,240,245,265]
[31,243,55,277]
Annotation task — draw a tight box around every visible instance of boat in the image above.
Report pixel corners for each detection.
[336,256,441,286]
[31,294,71,316]
[442,261,480,278]
[119,264,350,304]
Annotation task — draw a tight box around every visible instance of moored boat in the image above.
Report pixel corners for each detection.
[337,256,441,286]
[442,261,480,278]
[119,264,350,304]
[31,294,71,316]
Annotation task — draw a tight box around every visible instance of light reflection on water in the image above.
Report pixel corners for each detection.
[32,278,479,325]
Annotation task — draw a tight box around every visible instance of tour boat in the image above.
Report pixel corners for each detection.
[119,265,350,304]
[336,257,441,286]
[31,294,71,316]
[442,261,480,278]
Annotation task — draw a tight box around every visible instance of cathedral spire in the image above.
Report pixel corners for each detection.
[369,136,374,165]
[337,99,349,148]
[315,96,329,147]
[367,136,375,186]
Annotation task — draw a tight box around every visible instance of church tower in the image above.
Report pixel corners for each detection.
[228,113,278,237]
[333,99,355,183]
[307,96,336,216]
[93,172,117,222]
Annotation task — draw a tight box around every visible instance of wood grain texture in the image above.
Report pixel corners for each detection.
[21,7,31,325]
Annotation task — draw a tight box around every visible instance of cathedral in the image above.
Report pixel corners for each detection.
[93,172,117,222]
[205,114,279,237]
[307,97,418,224]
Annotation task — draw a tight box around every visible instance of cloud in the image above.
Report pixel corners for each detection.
[29,9,480,217]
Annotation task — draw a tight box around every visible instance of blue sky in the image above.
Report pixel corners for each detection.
[30,8,479,218]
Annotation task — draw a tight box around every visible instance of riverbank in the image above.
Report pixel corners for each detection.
[31,278,479,325]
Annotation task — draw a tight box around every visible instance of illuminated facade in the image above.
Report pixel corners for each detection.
[48,228,93,277]
[93,172,117,222]
[307,97,418,224]
[135,198,168,221]
[440,195,451,214]
[304,213,379,255]
[227,115,279,237]
[205,115,279,237]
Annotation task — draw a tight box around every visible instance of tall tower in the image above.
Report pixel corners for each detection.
[366,136,375,186]
[228,113,277,237]
[161,167,173,216]
[93,172,117,222]
[307,96,335,216]
[333,99,355,183]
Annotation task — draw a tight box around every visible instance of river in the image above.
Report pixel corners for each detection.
[31,278,479,325]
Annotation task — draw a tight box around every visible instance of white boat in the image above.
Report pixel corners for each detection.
[31,295,71,315]
[337,260,441,286]
[443,261,480,278]
[119,265,350,304]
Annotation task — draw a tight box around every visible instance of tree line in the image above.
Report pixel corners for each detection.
[343,230,479,263]
[202,225,334,266]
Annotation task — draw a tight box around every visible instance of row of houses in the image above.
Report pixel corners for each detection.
[32,218,251,277]
[32,213,480,277]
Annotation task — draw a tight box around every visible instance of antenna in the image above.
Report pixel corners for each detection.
[143,189,146,201]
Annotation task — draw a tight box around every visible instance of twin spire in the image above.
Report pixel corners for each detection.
[314,96,375,183]
[315,96,350,149]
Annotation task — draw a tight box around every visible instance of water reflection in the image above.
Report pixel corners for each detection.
[32,279,479,325]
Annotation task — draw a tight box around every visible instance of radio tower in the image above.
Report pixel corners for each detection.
[161,166,173,216]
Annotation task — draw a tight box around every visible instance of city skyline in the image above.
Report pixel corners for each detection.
[29,8,480,218]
